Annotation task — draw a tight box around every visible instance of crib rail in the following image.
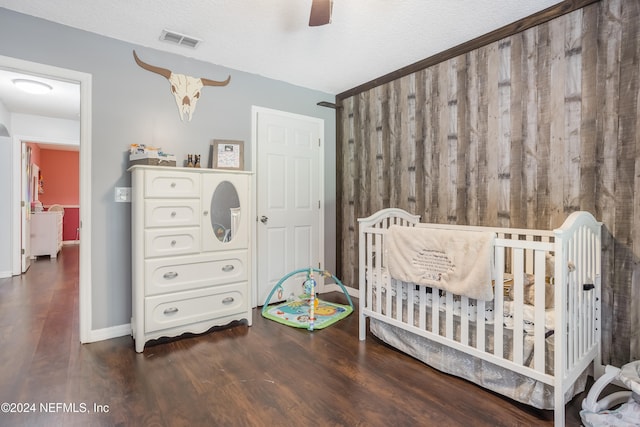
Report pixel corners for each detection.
[360,229,556,382]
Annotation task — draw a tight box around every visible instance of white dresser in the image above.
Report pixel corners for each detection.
[129,165,252,352]
[30,211,63,258]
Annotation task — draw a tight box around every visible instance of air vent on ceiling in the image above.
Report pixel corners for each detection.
[159,29,202,49]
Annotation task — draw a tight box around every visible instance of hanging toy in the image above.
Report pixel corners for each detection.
[304,269,318,331]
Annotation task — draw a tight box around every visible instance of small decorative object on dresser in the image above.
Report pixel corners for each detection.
[210,140,244,170]
[128,164,252,352]
[128,144,177,167]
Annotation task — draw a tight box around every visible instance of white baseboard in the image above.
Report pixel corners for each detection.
[83,323,131,344]
[63,240,80,245]
[0,270,12,279]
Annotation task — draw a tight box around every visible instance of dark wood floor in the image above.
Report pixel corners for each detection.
[0,245,591,426]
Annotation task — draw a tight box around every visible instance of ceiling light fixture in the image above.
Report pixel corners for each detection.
[12,79,53,94]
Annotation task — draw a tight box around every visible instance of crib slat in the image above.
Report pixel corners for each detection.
[568,236,576,367]
[367,232,375,312]
[374,231,382,315]
[386,277,393,320]
[493,246,505,358]
[533,250,546,373]
[432,288,440,334]
[396,281,403,322]
[376,233,384,315]
[587,230,596,348]
[512,248,525,365]
[525,234,534,274]
[419,286,427,330]
[572,232,580,367]
[445,292,454,339]
[584,228,591,353]
[461,296,469,345]
[577,228,585,358]
[408,283,415,327]
[584,230,592,349]
[575,233,581,365]
[476,300,485,350]
[581,227,590,355]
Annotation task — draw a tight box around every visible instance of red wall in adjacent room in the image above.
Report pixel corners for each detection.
[38,149,80,241]
[39,149,79,206]
[59,207,80,241]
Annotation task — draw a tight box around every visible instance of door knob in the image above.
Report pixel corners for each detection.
[260,215,268,224]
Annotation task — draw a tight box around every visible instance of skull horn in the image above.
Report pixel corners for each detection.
[201,75,231,87]
[133,50,171,79]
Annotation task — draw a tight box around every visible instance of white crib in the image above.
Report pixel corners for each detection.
[358,208,602,426]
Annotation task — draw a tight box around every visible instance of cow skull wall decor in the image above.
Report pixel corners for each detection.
[133,50,231,121]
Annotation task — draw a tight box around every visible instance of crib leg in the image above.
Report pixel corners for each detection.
[555,389,565,426]
[554,405,564,426]
[359,312,366,340]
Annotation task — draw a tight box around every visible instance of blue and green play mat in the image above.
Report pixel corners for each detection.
[261,268,353,331]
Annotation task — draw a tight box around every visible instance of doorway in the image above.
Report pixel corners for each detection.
[252,106,325,306]
[21,141,79,269]
[0,54,92,344]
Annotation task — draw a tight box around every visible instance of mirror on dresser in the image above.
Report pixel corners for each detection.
[209,181,240,243]
[201,173,248,253]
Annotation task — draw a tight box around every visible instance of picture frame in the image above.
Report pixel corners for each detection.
[210,139,244,170]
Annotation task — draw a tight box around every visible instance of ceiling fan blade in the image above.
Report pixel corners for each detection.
[309,0,332,26]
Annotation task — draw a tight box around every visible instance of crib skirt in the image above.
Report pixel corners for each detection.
[370,318,587,409]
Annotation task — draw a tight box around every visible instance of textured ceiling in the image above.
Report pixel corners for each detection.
[0,0,563,95]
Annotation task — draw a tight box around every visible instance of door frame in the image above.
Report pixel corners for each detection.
[3,54,93,344]
[251,106,325,307]
[21,142,32,274]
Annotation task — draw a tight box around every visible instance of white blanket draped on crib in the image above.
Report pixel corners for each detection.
[386,225,495,301]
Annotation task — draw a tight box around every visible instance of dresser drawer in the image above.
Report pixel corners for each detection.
[145,251,248,295]
[145,170,200,198]
[145,283,247,333]
[145,228,200,258]
[145,199,200,228]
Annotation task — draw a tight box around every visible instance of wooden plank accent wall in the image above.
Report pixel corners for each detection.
[336,0,639,367]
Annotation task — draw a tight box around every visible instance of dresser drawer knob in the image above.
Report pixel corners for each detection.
[163,271,178,280]
[221,264,235,272]
[222,297,234,305]
[170,211,177,217]
[170,240,177,246]
[170,182,176,188]
[163,307,179,315]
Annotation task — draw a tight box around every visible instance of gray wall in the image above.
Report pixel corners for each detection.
[0,8,337,331]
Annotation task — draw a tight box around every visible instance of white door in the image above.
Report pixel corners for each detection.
[21,143,31,272]
[253,107,324,306]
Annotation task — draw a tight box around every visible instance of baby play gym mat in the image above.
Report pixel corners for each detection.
[261,268,353,331]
